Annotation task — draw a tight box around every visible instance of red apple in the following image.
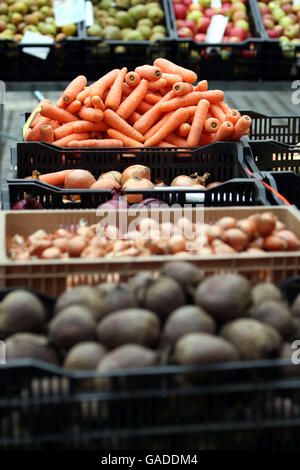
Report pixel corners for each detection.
[282,3,292,14]
[263,18,275,28]
[194,32,206,42]
[288,13,297,23]
[188,4,203,12]
[263,13,275,21]
[197,16,210,33]
[259,6,270,14]
[176,19,186,29]
[185,19,197,34]
[235,19,250,32]
[267,28,279,38]
[174,3,187,20]
[204,8,217,18]
[222,35,230,42]
[230,26,247,40]
[221,5,231,16]
[233,10,248,21]
[178,26,194,38]
[232,2,247,12]
[222,2,232,8]
[225,24,232,35]
[182,0,193,7]
[274,24,283,36]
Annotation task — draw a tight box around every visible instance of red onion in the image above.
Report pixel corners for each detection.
[131,198,168,209]
[97,189,129,210]
[12,195,44,210]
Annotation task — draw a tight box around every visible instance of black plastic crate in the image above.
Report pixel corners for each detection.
[262,171,300,208]
[167,0,264,80]
[239,111,300,145]
[249,140,300,174]
[3,141,272,209]
[80,0,177,79]
[0,25,84,82]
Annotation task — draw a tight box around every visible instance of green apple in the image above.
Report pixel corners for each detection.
[284,23,299,39]
[235,19,249,32]
[268,1,279,11]
[279,16,293,28]
[186,10,203,21]
[272,8,285,21]
[198,0,210,8]
[291,38,300,44]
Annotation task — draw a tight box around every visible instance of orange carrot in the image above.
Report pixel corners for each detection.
[143,112,172,141]
[199,133,215,146]
[84,97,92,107]
[165,133,188,146]
[161,73,183,85]
[103,109,144,143]
[125,71,141,87]
[148,78,167,91]
[117,79,149,119]
[212,121,234,142]
[91,96,105,111]
[40,124,54,143]
[187,99,210,146]
[90,131,103,139]
[48,120,60,130]
[225,109,241,125]
[62,75,87,104]
[185,105,197,117]
[159,141,175,148]
[30,99,51,127]
[154,58,197,83]
[160,86,173,96]
[53,132,90,147]
[219,101,231,114]
[136,100,152,114]
[87,69,120,100]
[107,128,144,147]
[68,139,123,148]
[77,87,91,103]
[135,65,162,81]
[56,96,67,108]
[205,117,220,133]
[195,80,208,92]
[143,92,161,104]
[66,99,81,114]
[231,115,252,140]
[39,170,72,186]
[105,67,127,111]
[176,123,190,138]
[144,108,189,147]
[158,92,202,112]
[54,120,108,140]
[173,82,193,96]
[78,107,103,123]
[25,117,50,141]
[127,111,142,125]
[41,103,79,124]
[134,90,175,135]
[210,104,226,122]
[122,84,133,97]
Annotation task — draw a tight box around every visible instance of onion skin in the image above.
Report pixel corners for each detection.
[100,171,122,184]
[224,228,248,252]
[277,230,300,251]
[212,240,236,254]
[90,179,120,190]
[255,213,276,237]
[263,235,288,252]
[67,236,88,257]
[12,195,44,210]
[206,182,221,189]
[171,175,195,187]
[120,165,151,186]
[123,177,155,204]
[237,218,256,241]
[217,217,237,230]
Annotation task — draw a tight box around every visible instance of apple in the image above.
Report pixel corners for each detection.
[231,0,247,3]
[176,19,186,29]
[284,23,300,39]
[235,19,249,32]
[187,10,203,22]
[279,16,293,28]
[174,3,187,20]
[272,8,285,21]
[198,0,211,8]
[267,28,281,38]
[263,18,275,28]
[182,0,193,6]
[231,2,247,12]
[279,35,290,42]
[204,8,217,18]
[233,11,247,21]
[292,4,300,13]
[259,6,270,14]
[287,13,297,23]
[197,16,210,33]
[225,23,232,35]
[188,4,203,12]
[258,2,268,8]
[185,19,197,34]
[194,32,206,42]
[291,38,300,44]
[230,36,241,42]
[222,35,230,42]
[268,1,279,10]
[274,24,283,35]
[178,26,194,38]
[221,5,232,16]
[223,2,232,8]
[263,13,275,21]
[297,11,300,21]
[230,26,247,40]
[282,3,292,14]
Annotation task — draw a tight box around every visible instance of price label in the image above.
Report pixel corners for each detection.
[206,14,228,43]
[54,0,86,26]
[85,1,94,27]
[211,0,222,7]
[20,31,54,60]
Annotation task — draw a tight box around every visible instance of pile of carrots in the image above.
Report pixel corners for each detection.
[25,59,252,148]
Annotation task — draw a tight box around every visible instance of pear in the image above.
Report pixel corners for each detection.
[120,27,133,39]
[152,25,166,34]
[62,23,76,36]
[147,7,164,24]
[150,31,165,40]
[104,25,121,40]
[128,5,147,20]
[7,23,17,32]
[123,29,144,40]
[87,24,103,37]
[116,11,135,29]
[11,1,28,15]
[11,12,22,25]
[138,18,153,28]
[137,24,151,39]
[116,0,131,7]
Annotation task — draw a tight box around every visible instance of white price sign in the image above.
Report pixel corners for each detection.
[206,14,228,43]
[54,0,86,26]
[85,1,94,27]
[20,31,54,60]
[211,0,222,7]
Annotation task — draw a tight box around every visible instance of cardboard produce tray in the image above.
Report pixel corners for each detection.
[1,206,300,296]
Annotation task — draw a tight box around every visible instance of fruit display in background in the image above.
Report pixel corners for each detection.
[0,0,77,41]
[258,0,300,44]
[86,0,168,40]
[172,0,253,42]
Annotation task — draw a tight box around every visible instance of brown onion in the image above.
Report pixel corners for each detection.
[224,228,248,252]
[123,177,155,203]
[263,235,288,252]
[255,212,276,237]
[171,175,195,187]
[206,225,224,243]
[41,247,61,259]
[67,236,88,257]
[217,216,237,230]
[53,237,69,252]
[212,240,236,254]
[237,218,256,241]
[247,247,265,254]
[100,171,122,183]
[90,178,120,190]
[120,165,151,186]
[277,230,300,251]
[169,235,186,253]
